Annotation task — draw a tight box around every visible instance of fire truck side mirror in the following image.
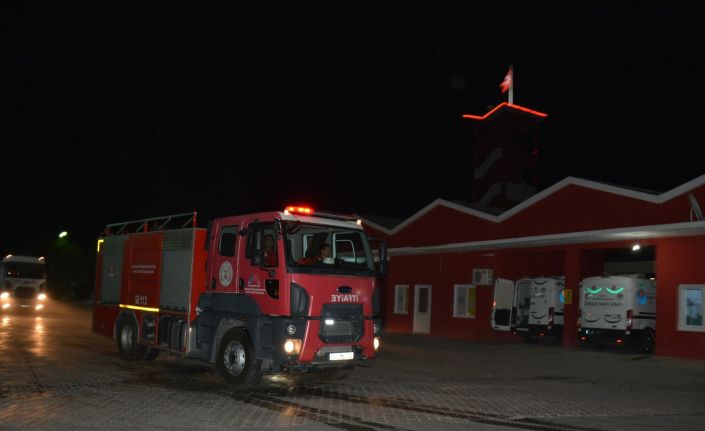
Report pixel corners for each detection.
[251,229,264,266]
[376,239,388,278]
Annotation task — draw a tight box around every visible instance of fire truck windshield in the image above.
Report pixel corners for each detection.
[284,222,375,275]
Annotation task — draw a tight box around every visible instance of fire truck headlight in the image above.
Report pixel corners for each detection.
[373,337,381,352]
[37,293,47,301]
[286,324,296,335]
[0,292,9,300]
[36,304,44,311]
[2,303,10,309]
[283,339,302,355]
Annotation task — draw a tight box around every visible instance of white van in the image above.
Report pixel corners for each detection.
[578,275,656,353]
[491,276,565,341]
[528,277,565,338]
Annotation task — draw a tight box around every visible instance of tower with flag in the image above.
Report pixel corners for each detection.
[461,64,547,211]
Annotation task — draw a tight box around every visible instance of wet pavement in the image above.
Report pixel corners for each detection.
[1,302,705,430]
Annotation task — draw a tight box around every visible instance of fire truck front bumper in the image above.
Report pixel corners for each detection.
[266,317,381,374]
[280,345,369,373]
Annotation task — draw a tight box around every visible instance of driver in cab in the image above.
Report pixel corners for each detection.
[298,243,334,265]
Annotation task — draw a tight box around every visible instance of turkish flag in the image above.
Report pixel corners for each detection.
[499,67,513,94]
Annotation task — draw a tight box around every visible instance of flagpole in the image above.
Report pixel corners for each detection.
[508,64,514,105]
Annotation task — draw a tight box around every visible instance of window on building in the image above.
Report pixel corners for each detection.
[679,284,705,332]
[453,284,476,318]
[394,284,409,314]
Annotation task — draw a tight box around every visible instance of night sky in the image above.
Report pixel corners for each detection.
[7,3,705,257]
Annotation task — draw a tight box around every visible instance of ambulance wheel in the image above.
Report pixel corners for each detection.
[216,329,261,389]
[117,318,147,361]
[640,329,655,354]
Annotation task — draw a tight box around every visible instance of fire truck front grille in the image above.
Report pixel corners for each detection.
[14,286,36,299]
[319,304,363,343]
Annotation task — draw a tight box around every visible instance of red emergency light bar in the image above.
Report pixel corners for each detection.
[462,102,548,121]
[284,206,314,215]
[284,205,360,223]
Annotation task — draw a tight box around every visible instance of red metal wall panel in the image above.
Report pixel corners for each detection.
[384,250,564,341]
[654,238,705,360]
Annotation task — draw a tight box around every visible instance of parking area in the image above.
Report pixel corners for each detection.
[1,302,705,430]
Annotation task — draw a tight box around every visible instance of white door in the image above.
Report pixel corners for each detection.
[413,284,432,333]
[515,278,533,331]
[492,278,516,331]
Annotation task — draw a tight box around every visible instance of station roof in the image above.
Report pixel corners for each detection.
[362,174,705,235]
[462,102,548,122]
[388,219,705,256]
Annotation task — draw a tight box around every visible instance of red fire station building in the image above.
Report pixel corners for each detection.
[362,103,705,361]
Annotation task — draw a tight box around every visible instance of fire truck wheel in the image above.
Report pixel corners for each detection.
[640,329,655,354]
[216,329,261,389]
[117,318,147,361]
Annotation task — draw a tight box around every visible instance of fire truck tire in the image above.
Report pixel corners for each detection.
[640,329,655,354]
[215,329,262,389]
[117,319,147,361]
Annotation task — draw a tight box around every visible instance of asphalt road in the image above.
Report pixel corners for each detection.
[2,302,705,430]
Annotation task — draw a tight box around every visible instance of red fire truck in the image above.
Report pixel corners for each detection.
[92,208,386,388]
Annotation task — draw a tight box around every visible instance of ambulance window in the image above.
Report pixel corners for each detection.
[219,225,238,257]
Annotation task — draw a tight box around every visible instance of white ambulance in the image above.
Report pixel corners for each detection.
[491,276,565,341]
[578,275,656,353]
[528,277,565,338]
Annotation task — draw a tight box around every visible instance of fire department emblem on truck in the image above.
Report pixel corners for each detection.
[219,261,233,287]
[245,273,264,294]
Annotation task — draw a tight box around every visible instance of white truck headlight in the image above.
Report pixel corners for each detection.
[283,339,302,355]
[37,293,47,301]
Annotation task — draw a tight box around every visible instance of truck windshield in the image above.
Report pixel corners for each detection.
[284,222,375,276]
[4,262,46,279]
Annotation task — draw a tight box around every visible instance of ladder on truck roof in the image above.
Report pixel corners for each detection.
[100,212,197,237]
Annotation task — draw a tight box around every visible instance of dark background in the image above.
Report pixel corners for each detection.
[6,3,705,297]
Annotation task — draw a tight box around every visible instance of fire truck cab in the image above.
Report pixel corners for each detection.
[93,208,386,388]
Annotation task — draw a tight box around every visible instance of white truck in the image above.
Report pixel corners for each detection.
[491,276,565,341]
[0,255,49,312]
[578,275,656,353]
